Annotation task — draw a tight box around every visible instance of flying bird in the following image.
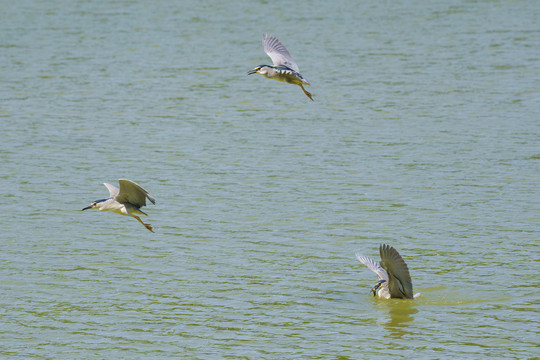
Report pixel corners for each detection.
[355,244,420,299]
[82,179,155,232]
[247,34,313,101]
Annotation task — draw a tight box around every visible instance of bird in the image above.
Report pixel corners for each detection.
[82,179,156,232]
[247,34,313,101]
[355,244,420,299]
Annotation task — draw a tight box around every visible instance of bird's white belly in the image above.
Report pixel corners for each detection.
[377,288,392,299]
[265,70,308,86]
[101,202,128,216]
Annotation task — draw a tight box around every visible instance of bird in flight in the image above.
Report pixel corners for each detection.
[248,34,313,101]
[82,179,156,232]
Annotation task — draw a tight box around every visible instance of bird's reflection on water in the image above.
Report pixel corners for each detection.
[374,299,419,338]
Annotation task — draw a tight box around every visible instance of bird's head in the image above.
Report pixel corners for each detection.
[82,199,108,211]
[371,280,386,296]
[247,65,270,76]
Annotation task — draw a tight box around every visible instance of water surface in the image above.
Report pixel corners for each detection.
[1,0,539,358]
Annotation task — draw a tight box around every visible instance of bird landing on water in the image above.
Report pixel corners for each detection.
[355,244,421,299]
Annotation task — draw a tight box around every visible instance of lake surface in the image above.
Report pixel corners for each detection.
[1,0,539,358]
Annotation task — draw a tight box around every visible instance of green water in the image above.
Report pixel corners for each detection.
[1,0,538,358]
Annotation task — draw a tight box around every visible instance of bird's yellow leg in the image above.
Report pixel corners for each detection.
[134,215,154,232]
[299,83,313,101]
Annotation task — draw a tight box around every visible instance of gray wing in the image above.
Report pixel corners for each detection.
[116,179,156,208]
[379,244,414,299]
[355,252,389,282]
[262,34,300,73]
[103,183,119,198]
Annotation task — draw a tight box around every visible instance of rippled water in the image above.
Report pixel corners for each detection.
[1,0,539,358]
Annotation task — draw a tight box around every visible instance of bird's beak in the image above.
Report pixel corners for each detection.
[81,205,92,211]
[247,68,257,75]
[371,280,385,296]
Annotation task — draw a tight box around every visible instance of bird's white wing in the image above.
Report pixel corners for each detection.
[355,252,389,282]
[379,244,414,299]
[262,34,300,73]
[116,179,155,208]
[103,183,119,198]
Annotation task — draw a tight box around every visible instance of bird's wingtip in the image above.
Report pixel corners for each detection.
[354,252,367,262]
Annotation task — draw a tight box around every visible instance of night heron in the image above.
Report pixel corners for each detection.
[82,179,155,232]
[247,34,313,101]
[355,244,420,299]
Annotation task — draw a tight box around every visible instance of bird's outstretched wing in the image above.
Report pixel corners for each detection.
[355,252,389,282]
[103,183,119,198]
[263,34,300,73]
[116,179,155,208]
[379,244,414,299]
